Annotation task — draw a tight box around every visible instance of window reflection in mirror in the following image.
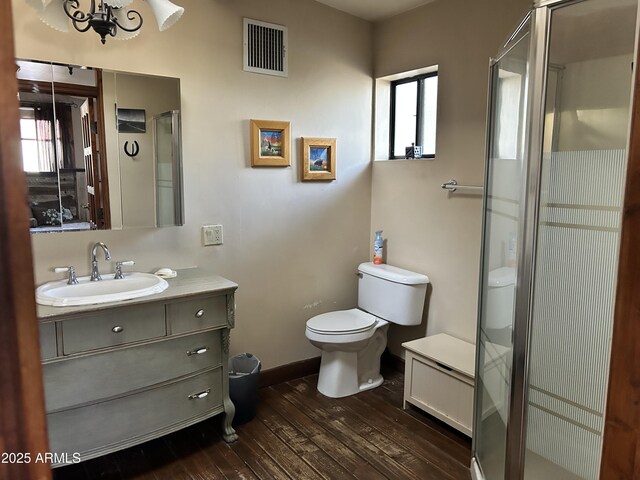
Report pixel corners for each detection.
[16,59,183,233]
[17,60,104,232]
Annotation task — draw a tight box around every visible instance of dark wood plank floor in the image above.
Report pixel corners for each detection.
[53,369,472,480]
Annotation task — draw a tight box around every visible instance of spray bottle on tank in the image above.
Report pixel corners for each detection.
[373,230,384,265]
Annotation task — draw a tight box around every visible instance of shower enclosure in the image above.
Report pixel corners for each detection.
[153,110,183,227]
[472,0,639,479]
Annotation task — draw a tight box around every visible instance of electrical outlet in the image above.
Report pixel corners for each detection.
[202,225,223,246]
[212,225,223,244]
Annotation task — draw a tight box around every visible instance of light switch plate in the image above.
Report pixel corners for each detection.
[202,225,223,246]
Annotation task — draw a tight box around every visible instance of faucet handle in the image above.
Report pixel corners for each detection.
[53,266,79,285]
[114,260,135,280]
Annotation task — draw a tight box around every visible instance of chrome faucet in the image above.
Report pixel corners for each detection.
[90,242,111,281]
[53,266,78,285]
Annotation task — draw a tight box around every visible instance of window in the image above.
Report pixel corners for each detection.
[19,107,41,172]
[19,106,61,173]
[390,72,438,159]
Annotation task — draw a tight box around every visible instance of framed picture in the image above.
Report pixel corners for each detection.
[250,119,291,167]
[301,137,336,181]
[117,108,146,133]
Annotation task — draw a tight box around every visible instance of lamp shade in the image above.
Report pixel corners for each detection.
[113,7,141,40]
[38,0,69,32]
[25,0,52,11]
[145,0,184,31]
[108,0,134,7]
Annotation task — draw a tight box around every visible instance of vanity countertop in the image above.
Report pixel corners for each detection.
[37,267,238,320]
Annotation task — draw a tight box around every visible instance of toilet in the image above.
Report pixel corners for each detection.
[305,262,429,398]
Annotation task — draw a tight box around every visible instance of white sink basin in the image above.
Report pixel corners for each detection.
[36,273,169,307]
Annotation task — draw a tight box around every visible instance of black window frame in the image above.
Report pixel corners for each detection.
[389,71,438,159]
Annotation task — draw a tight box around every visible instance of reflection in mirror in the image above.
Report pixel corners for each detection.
[16,59,183,233]
[17,60,104,232]
[154,111,183,226]
[103,71,182,229]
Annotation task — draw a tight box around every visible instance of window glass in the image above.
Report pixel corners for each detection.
[420,75,438,156]
[393,81,418,157]
[390,72,438,158]
[20,108,40,172]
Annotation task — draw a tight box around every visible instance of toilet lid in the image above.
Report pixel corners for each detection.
[306,309,377,334]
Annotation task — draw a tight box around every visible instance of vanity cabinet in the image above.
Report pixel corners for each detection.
[37,271,238,467]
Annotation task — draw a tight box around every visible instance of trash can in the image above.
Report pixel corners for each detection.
[228,353,261,425]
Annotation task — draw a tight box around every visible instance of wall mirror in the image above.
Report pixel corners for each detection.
[16,59,183,233]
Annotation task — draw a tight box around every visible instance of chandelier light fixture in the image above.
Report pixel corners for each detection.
[25,0,184,44]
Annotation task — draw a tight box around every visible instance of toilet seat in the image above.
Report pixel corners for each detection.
[306,308,377,335]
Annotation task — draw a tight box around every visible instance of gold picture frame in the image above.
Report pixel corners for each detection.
[301,137,336,181]
[250,119,291,167]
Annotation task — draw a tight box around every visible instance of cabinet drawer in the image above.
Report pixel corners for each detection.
[405,354,474,435]
[168,295,227,334]
[44,330,222,412]
[40,322,57,360]
[47,367,223,459]
[61,303,166,355]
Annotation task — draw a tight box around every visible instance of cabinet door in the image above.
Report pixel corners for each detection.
[39,322,57,360]
[61,303,166,354]
[168,295,227,334]
[44,330,222,412]
[47,367,224,463]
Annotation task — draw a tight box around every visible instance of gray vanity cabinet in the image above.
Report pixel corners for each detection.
[38,276,238,467]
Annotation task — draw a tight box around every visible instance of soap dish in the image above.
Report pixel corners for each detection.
[154,268,177,279]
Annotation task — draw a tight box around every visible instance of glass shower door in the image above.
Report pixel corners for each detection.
[154,110,183,227]
[473,16,531,480]
[523,0,637,478]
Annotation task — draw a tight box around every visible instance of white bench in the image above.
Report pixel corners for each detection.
[402,333,476,436]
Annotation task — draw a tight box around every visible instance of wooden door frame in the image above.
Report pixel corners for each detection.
[82,98,102,227]
[0,1,51,479]
[95,69,111,229]
[600,25,640,480]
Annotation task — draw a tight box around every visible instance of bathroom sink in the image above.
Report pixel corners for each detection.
[36,273,169,307]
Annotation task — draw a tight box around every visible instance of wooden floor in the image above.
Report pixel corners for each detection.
[53,369,472,480]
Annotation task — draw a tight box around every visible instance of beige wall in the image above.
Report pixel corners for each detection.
[13,0,373,369]
[372,0,530,353]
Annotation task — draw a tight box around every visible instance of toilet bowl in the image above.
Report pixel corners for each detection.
[305,262,429,398]
[306,308,389,398]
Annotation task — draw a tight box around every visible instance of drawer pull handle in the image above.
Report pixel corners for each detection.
[112,326,124,333]
[187,346,210,356]
[188,389,211,400]
[435,361,453,372]
[195,309,205,318]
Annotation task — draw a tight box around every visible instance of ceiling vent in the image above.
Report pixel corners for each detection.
[243,18,288,78]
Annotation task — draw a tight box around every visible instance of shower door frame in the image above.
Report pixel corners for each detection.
[502,5,549,480]
[471,6,549,479]
[472,0,640,479]
[471,10,536,479]
[153,110,184,227]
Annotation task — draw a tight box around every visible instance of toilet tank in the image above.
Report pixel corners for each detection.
[485,267,516,329]
[357,262,429,326]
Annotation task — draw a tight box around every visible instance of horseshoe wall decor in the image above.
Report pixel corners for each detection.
[124,140,140,158]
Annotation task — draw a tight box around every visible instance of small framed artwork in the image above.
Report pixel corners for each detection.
[250,119,291,167]
[117,108,146,133]
[301,137,336,181]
